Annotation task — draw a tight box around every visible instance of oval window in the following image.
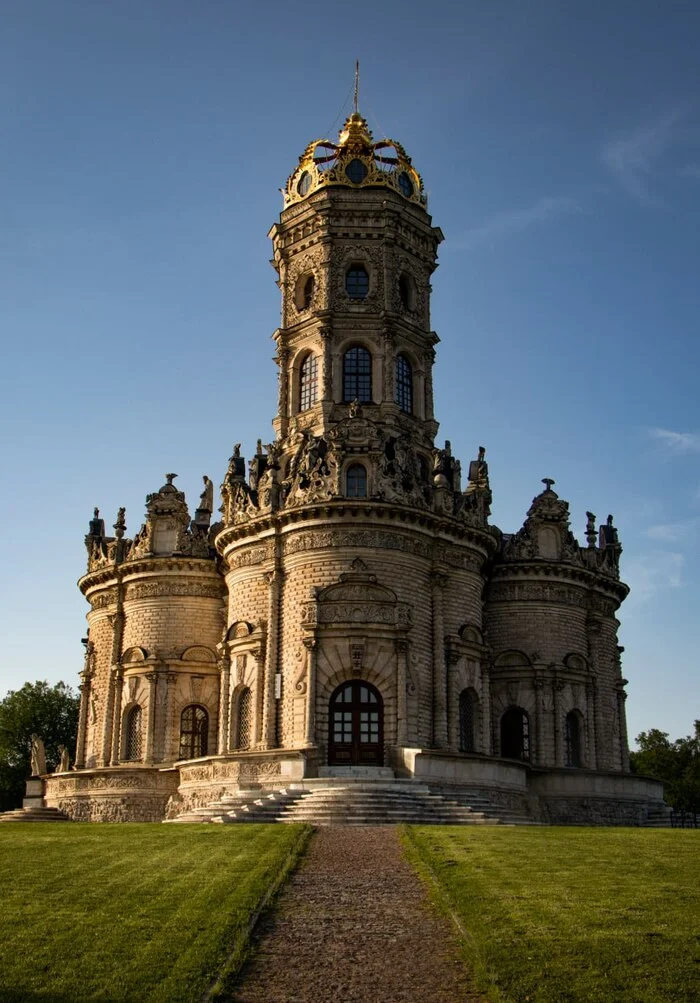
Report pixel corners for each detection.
[345,159,369,184]
[297,171,312,196]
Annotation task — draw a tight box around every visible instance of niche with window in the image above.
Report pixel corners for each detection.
[234,687,253,750]
[345,265,369,300]
[459,688,480,753]
[294,273,315,311]
[179,704,209,760]
[398,273,417,312]
[346,464,367,499]
[395,354,413,414]
[500,706,530,761]
[565,710,583,768]
[343,346,372,402]
[299,353,319,411]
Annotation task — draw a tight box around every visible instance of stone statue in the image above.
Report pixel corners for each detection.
[30,734,46,776]
[55,745,70,773]
[199,476,214,513]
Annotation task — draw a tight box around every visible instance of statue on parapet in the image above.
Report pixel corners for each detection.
[55,745,70,773]
[30,734,46,777]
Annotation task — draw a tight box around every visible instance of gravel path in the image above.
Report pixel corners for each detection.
[228,827,483,1003]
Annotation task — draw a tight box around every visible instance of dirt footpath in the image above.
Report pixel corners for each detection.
[229,826,483,1003]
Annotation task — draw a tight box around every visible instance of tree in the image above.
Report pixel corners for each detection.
[0,680,80,811]
[630,721,700,813]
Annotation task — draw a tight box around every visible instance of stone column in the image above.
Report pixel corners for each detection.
[217,653,231,754]
[424,347,436,422]
[109,666,124,765]
[252,646,266,748]
[160,672,177,762]
[585,680,598,770]
[74,676,91,769]
[533,678,545,766]
[617,683,630,772]
[276,347,289,420]
[593,679,606,770]
[262,569,282,749]
[395,639,409,747]
[480,663,493,755]
[553,677,565,767]
[320,327,332,401]
[431,572,448,748]
[303,638,317,747]
[144,672,158,763]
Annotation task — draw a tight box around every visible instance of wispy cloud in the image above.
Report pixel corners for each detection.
[649,427,700,454]
[453,196,581,251]
[601,109,685,205]
[624,551,684,603]
[644,517,700,543]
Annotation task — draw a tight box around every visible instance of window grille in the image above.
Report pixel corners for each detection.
[125,706,143,761]
[345,266,369,299]
[237,688,252,750]
[343,346,372,402]
[179,704,208,760]
[299,354,319,411]
[395,355,413,413]
[459,689,478,753]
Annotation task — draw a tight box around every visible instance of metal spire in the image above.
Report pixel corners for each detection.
[354,60,359,113]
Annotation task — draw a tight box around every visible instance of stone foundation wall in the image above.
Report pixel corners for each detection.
[44,768,179,822]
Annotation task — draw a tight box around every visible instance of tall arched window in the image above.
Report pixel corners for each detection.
[179,705,209,760]
[343,346,372,402]
[395,354,413,414]
[346,464,367,499]
[236,688,252,750]
[459,688,479,753]
[565,711,583,768]
[500,706,530,761]
[303,275,314,309]
[124,706,143,762]
[345,265,369,299]
[299,354,319,411]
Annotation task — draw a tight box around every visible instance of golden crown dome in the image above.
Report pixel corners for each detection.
[284,112,425,208]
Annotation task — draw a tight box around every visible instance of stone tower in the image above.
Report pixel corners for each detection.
[43,108,666,825]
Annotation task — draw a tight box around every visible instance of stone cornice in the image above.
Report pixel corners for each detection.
[487,560,629,605]
[79,556,224,599]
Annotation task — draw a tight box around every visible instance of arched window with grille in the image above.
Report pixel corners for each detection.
[236,687,253,750]
[124,706,143,762]
[459,688,479,753]
[179,704,209,760]
[395,354,413,414]
[500,706,530,761]
[343,346,372,402]
[565,711,583,768]
[299,354,319,411]
[346,464,367,499]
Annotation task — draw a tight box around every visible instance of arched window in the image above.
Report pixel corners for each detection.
[565,711,583,768]
[459,688,479,753]
[179,705,208,760]
[345,265,369,299]
[124,706,143,762]
[236,688,252,750]
[343,346,372,402]
[294,272,315,311]
[395,354,413,414]
[500,706,530,761]
[346,464,367,499]
[398,273,416,311]
[299,354,319,411]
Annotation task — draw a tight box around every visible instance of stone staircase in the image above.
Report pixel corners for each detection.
[170,777,539,826]
[0,805,71,823]
[641,803,674,828]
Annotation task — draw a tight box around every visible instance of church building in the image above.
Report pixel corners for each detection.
[44,110,665,824]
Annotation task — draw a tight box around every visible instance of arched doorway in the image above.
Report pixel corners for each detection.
[328,681,383,766]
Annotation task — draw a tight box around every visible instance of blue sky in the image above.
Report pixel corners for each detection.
[1,1,698,744]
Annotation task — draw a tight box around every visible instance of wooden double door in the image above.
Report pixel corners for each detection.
[328,680,383,766]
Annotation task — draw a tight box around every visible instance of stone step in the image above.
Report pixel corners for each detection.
[0,806,71,823]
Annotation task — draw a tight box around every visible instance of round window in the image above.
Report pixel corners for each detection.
[398,172,414,198]
[297,171,312,196]
[345,159,369,184]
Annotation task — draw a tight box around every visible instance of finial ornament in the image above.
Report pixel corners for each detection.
[165,473,177,485]
[354,60,359,114]
[542,478,555,492]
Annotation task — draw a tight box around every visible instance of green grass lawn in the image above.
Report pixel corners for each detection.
[403,826,700,1003]
[0,822,310,1002]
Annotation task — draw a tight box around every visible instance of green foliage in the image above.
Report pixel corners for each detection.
[0,680,80,810]
[404,826,700,1003]
[630,720,700,812]
[0,823,311,1002]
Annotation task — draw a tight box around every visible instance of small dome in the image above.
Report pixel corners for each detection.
[284,112,425,208]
